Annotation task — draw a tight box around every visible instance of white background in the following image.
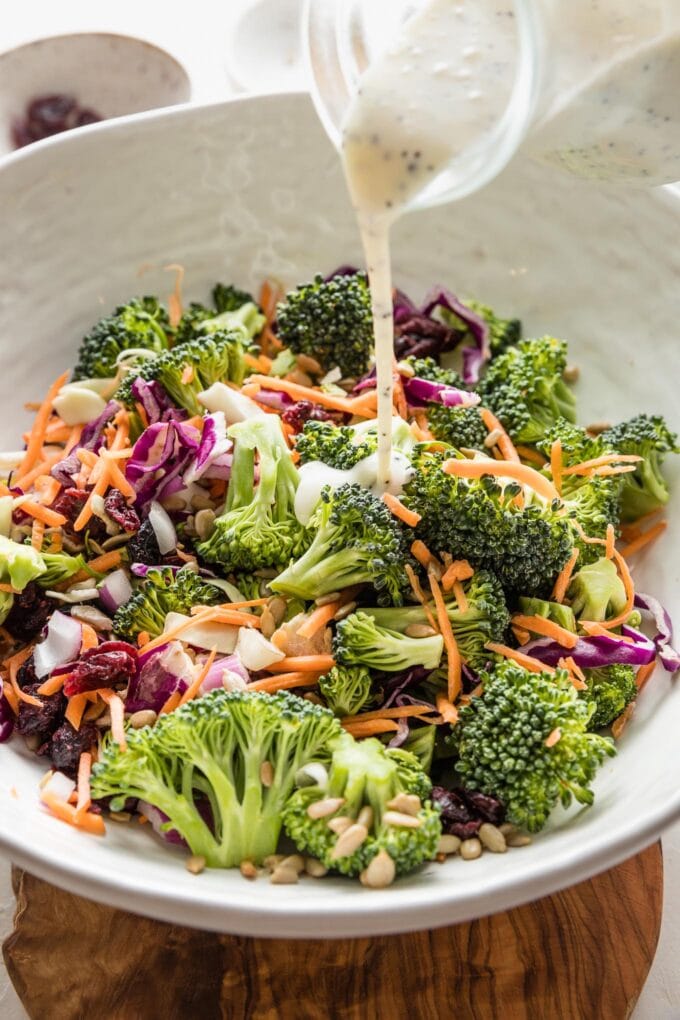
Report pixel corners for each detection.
[0,3,678,1017]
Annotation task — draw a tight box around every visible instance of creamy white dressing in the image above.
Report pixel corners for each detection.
[295,449,414,526]
[339,0,680,490]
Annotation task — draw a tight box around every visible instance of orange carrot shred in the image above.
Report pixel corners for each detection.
[165,263,185,329]
[551,547,580,603]
[41,790,106,836]
[605,523,615,560]
[515,445,548,467]
[342,719,400,737]
[562,453,642,476]
[246,375,377,417]
[65,694,88,730]
[404,564,439,632]
[30,518,45,551]
[550,439,563,497]
[480,407,520,463]
[452,580,469,614]
[297,603,341,640]
[80,623,99,653]
[341,704,436,725]
[75,752,92,818]
[20,500,67,528]
[158,690,182,716]
[37,673,67,697]
[411,540,437,570]
[442,457,560,502]
[511,614,579,649]
[611,702,636,740]
[179,647,218,706]
[581,547,634,631]
[382,492,421,527]
[485,642,556,674]
[635,661,656,692]
[428,571,461,702]
[436,692,459,725]
[15,371,69,479]
[100,690,127,748]
[247,671,323,693]
[545,727,562,747]
[264,654,335,674]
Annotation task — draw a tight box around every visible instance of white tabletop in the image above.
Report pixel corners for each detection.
[0,3,678,1017]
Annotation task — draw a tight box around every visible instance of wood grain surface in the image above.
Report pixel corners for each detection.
[3,843,662,1020]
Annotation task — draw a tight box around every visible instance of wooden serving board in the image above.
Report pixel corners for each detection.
[3,844,662,1020]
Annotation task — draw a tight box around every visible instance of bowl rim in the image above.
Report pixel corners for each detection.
[0,90,678,936]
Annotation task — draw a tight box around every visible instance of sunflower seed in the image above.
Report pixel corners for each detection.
[331,823,369,859]
[305,857,328,878]
[437,834,461,855]
[460,838,483,861]
[327,816,352,835]
[386,793,421,816]
[506,832,532,848]
[270,866,299,885]
[240,860,258,880]
[307,796,346,819]
[260,760,274,787]
[479,823,507,853]
[360,850,396,889]
[186,855,206,875]
[383,810,422,829]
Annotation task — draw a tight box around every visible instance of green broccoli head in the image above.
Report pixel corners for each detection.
[403,357,463,387]
[404,449,575,597]
[0,536,48,624]
[538,420,623,563]
[400,358,487,450]
[601,415,679,523]
[464,300,522,357]
[197,415,308,572]
[333,611,444,672]
[296,419,378,470]
[91,689,344,867]
[402,725,437,773]
[450,661,615,832]
[318,665,375,717]
[112,565,223,642]
[363,569,510,671]
[37,551,87,587]
[174,283,262,345]
[479,337,576,444]
[72,297,170,381]
[282,735,441,880]
[581,665,637,730]
[271,483,412,606]
[567,556,627,623]
[276,272,373,379]
[115,329,250,416]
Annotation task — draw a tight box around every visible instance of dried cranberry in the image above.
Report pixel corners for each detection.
[460,789,506,826]
[281,400,333,433]
[16,685,65,743]
[431,786,472,829]
[27,94,77,135]
[4,583,52,643]
[74,109,101,127]
[394,315,459,360]
[127,519,162,565]
[16,656,38,690]
[62,641,137,697]
[104,489,140,532]
[52,487,107,542]
[48,720,98,778]
[446,819,482,840]
[432,785,507,836]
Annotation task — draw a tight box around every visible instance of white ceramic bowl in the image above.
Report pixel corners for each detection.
[0,32,190,158]
[0,92,678,937]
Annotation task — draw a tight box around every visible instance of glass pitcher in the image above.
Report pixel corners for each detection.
[303,0,680,211]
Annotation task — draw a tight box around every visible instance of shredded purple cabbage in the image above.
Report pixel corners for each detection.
[125,420,200,510]
[50,400,118,486]
[126,642,194,714]
[634,593,680,673]
[254,389,295,412]
[402,374,480,409]
[421,288,491,384]
[184,412,233,485]
[130,378,186,427]
[520,625,656,669]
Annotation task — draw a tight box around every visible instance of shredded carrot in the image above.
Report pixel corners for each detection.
[246,375,377,417]
[579,621,632,642]
[341,704,436,725]
[75,752,92,818]
[100,454,136,500]
[611,702,636,740]
[181,364,194,385]
[480,407,520,463]
[179,647,218,706]
[515,445,548,467]
[191,598,269,614]
[411,539,437,570]
[550,439,563,497]
[511,613,579,649]
[247,671,323,693]
[297,602,341,640]
[604,523,616,560]
[137,631,150,648]
[158,690,182,716]
[382,492,421,527]
[88,550,123,574]
[165,263,184,329]
[561,655,588,690]
[551,547,580,603]
[428,571,462,702]
[620,521,667,559]
[442,457,560,502]
[635,661,656,692]
[512,626,531,646]
[620,509,664,542]
[37,673,67,696]
[41,790,105,835]
[545,727,562,748]
[65,694,88,730]
[436,692,459,725]
[562,453,642,476]
[342,719,400,737]
[264,654,335,674]
[441,559,474,592]
[5,647,40,706]
[0,583,19,594]
[134,401,150,431]
[15,371,69,479]
[30,518,45,551]
[404,564,439,632]
[486,642,556,674]
[392,370,408,420]
[34,475,62,507]
[3,684,18,715]
[100,690,127,748]
[80,623,99,653]
[20,500,67,528]
[452,580,469,614]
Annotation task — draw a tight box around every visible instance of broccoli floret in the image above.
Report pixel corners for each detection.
[276,273,373,379]
[601,415,679,523]
[450,661,615,832]
[567,557,627,623]
[72,297,169,381]
[282,734,441,879]
[403,357,463,386]
[318,665,374,717]
[479,337,576,444]
[363,570,510,671]
[465,300,521,356]
[404,449,574,597]
[401,357,487,449]
[174,283,262,345]
[0,536,47,624]
[91,689,343,867]
[112,565,223,642]
[517,596,576,633]
[582,665,637,729]
[271,484,411,606]
[37,551,87,587]
[333,611,444,672]
[402,725,436,772]
[212,283,256,314]
[115,329,250,416]
[296,420,377,470]
[538,420,623,562]
[197,415,307,572]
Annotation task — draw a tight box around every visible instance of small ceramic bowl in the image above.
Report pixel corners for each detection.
[0,32,191,157]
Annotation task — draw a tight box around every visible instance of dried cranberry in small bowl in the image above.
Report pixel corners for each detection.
[11,93,102,149]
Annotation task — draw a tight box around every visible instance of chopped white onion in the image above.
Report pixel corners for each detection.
[163,612,238,654]
[198,382,266,423]
[149,501,177,555]
[45,588,100,603]
[236,628,286,670]
[33,611,82,678]
[41,770,76,802]
[53,385,107,426]
[69,605,114,631]
[98,568,133,613]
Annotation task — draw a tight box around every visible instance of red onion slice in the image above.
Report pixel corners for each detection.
[148,501,177,555]
[98,569,133,613]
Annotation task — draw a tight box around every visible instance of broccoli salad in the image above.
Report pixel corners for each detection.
[0,269,678,888]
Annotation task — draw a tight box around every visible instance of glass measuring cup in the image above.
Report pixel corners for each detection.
[303,0,680,211]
